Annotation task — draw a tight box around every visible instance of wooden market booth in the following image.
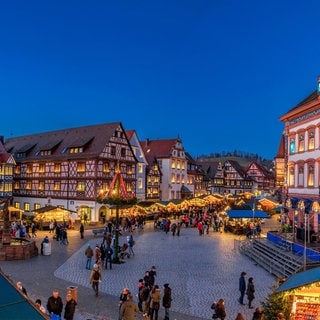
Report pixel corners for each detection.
[276,266,320,319]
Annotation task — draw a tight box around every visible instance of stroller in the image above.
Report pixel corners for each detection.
[119,243,131,259]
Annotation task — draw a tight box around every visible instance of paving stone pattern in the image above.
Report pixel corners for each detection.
[0,219,280,320]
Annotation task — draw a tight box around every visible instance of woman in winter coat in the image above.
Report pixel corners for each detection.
[214,298,226,320]
[246,277,255,309]
[64,294,77,320]
[149,285,161,320]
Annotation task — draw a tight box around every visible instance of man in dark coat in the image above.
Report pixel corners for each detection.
[47,289,63,319]
[162,283,172,320]
[238,271,246,305]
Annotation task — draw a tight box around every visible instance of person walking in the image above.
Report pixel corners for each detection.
[119,293,139,320]
[149,284,161,320]
[47,289,63,320]
[238,271,247,305]
[127,234,135,256]
[64,293,77,320]
[162,283,172,320]
[246,277,255,309]
[79,223,84,239]
[105,244,113,269]
[85,244,94,270]
[89,264,102,297]
[119,288,130,320]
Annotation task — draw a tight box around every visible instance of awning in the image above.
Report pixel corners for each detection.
[276,266,320,293]
[0,270,46,319]
[226,210,270,219]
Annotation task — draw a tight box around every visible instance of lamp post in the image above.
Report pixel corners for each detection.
[96,162,137,264]
[303,211,307,271]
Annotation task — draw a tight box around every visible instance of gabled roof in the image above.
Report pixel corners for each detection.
[4,122,126,161]
[246,161,274,178]
[140,138,183,159]
[225,159,250,179]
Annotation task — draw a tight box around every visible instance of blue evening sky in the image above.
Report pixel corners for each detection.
[1,1,320,160]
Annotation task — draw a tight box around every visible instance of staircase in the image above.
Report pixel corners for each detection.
[239,238,304,278]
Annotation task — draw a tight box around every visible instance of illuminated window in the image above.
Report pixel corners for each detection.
[39,164,45,173]
[138,164,143,173]
[298,134,304,152]
[54,181,61,191]
[177,161,181,169]
[103,163,110,173]
[154,176,159,183]
[171,173,175,183]
[126,165,133,174]
[171,160,176,169]
[24,203,30,212]
[34,203,41,210]
[176,174,180,183]
[26,182,32,190]
[308,131,315,150]
[14,166,21,174]
[290,139,295,154]
[148,176,152,183]
[308,165,314,186]
[54,163,61,173]
[77,162,86,173]
[38,181,45,190]
[138,178,143,189]
[181,161,185,170]
[70,147,83,154]
[298,166,304,186]
[14,182,20,189]
[26,164,32,174]
[76,182,86,191]
[181,175,185,184]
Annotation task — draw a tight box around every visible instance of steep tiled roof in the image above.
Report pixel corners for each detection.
[4,122,123,161]
[125,130,134,140]
[140,138,181,166]
[275,134,285,158]
[227,160,250,179]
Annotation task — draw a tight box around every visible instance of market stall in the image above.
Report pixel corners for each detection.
[276,266,320,320]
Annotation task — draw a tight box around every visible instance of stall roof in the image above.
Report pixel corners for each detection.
[0,270,47,319]
[276,267,320,293]
[226,210,270,219]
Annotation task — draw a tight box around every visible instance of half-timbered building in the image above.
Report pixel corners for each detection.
[4,122,137,223]
[141,138,188,201]
[245,161,275,193]
[0,136,16,199]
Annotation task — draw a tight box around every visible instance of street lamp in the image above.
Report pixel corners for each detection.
[303,211,307,271]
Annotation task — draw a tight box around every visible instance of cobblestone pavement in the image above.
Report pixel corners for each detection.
[0,217,281,320]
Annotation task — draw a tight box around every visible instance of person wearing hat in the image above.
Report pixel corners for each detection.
[85,244,94,270]
[89,264,102,297]
[162,283,172,320]
[238,271,246,305]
